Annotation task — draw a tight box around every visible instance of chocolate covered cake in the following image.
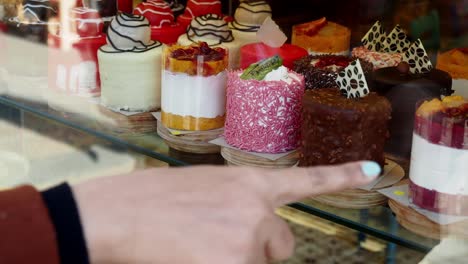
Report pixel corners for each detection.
[374,64,453,159]
[294,55,373,90]
[299,88,391,168]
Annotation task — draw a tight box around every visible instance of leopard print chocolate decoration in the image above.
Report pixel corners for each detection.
[361,21,386,52]
[382,25,411,54]
[336,60,370,99]
[402,39,433,74]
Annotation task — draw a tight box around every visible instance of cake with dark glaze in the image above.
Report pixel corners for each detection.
[374,64,453,159]
[299,88,391,169]
[293,55,373,90]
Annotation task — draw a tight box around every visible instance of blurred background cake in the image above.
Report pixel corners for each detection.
[409,96,468,215]
[292,17,350,56]
[134,0,185,44]
[436,48,468,99]
[98,13,163,112]
[161,42,228,131]
[48,7,106,97]
[177,0,222,29]
[229,0,271,46]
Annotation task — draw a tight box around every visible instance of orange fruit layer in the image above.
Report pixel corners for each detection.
[161,111,225,131]
[437,48,468,79]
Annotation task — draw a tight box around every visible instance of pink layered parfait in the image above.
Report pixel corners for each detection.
[409,96,468,215]
[134,0,186,44]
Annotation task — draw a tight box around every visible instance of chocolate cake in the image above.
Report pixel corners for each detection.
[299,88,391,169]
[293,55,373,90]
[374,63,453,159]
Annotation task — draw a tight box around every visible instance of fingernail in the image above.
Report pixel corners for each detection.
[361,161,381,178]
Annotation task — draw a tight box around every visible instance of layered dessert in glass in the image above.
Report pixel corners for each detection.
[409,96,468,215]
[161,42,228,131]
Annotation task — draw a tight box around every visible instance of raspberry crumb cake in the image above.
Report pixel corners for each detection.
[409,96,468,215]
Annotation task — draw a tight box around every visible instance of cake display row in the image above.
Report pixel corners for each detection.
[409,96,468,215]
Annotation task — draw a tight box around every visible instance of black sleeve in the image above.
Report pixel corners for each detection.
[41,183,90,264]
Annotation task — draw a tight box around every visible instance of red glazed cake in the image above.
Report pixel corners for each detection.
[48,7,106,97]
[409,96,468,215]
[177,0,222,29]
[240,43,308,69]
[134,0,185,44]
[299,88,391,169]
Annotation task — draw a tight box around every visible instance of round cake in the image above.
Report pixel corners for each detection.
[374,64,453,159]
[292,17,350,56]
[7,0,59,43]
[161,42,228,131]
[98,13,163,112]
[177,0,222,29]
[437,48,468,99]
[409,96,468,215]
[240,42,308,69]
[48,7,106,97]
[229,0,272,46]
[178,14,241,69]
[134,0,186,44]
[299,88,391,169]
[293,55,373,90]
[224,57,305,153]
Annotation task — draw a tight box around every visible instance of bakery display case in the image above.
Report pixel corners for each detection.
[0,0,467,262]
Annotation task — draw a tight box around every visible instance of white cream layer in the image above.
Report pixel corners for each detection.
[161,71,227,118]
[453,79,468,99]
[410,133,468,195]
[98,46,162,111]
[177,35,241,69]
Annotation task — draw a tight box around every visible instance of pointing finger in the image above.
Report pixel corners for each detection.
[260,161,381,207]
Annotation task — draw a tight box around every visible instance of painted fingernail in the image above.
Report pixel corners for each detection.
[361,161,381,178]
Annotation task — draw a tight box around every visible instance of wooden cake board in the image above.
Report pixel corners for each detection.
[311,159,405,209]
[156,121,222,154]
[98,107,158,135]
[221,147,299,168]
[388,180,468,239]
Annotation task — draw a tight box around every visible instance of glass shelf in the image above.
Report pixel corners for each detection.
[0,94,439,253]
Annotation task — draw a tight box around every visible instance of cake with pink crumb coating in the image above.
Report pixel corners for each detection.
[224,56,305,153]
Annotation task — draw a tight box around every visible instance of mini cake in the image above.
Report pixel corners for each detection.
[300,88,391,168]
[240,43,308,69]
[48,7,107,97]
[134,0,186,44]
[7,0,59,43]
[437,48,468,99]
[161,42,228,131]
[294,55,373,90]
[375,40,453,159]
[98,13,163,111]
[229,0,272,46]
[292,17,351,56]
[300,60,391,168]
[177,0,222,29]
[224,56,305,153]
[178,14,240,69]
[352,22,412,70]
[409,96,468,215]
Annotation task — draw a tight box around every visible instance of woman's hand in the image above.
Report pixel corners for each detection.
[72,161,380,264]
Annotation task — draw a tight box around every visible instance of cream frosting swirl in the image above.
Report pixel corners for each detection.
[186,14,234,46]
[100,13,161,53]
